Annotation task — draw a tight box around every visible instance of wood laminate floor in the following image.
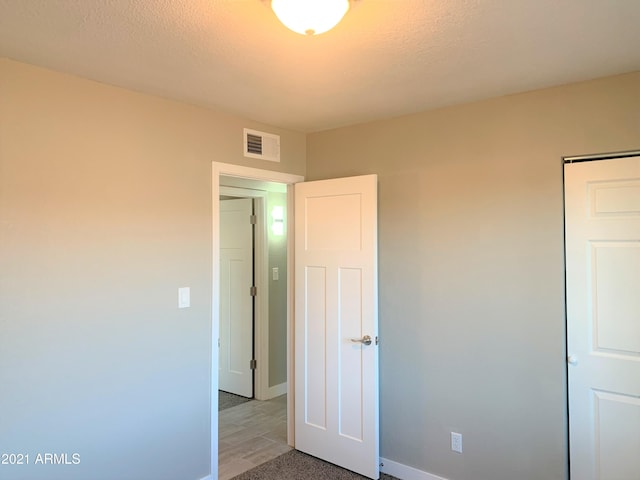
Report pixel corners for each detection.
[218,394,291,480]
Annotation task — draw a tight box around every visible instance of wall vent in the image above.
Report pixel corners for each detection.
[243,128,280,162]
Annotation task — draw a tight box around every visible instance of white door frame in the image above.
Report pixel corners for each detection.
[211,162,304,480]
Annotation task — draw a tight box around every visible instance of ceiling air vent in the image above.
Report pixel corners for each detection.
[243,128,280,162]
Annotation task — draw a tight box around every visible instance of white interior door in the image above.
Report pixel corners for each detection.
[565,156,640,480]
[219,198,254,398]
[295,174,379,479]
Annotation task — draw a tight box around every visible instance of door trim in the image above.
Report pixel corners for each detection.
[563,149,640,164]
[211,162,304,480]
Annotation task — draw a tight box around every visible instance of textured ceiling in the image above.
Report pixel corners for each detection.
[1,0,639,132]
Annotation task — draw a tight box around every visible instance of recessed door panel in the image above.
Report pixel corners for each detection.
[305,194,362,251]
[594,390,640,479]
[590,180,640,216]
[305,266,327,429]
[591,242,640,354]
[339,267,364,442]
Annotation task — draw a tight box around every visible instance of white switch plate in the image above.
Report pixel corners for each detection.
[272,267,279,281]
[451,432,463,453]
[178,287,190,308]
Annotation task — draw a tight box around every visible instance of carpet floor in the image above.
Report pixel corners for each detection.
[219,391,252,412]
[230,449,399,480]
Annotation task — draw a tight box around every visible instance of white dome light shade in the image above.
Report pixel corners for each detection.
[271,0,350,36]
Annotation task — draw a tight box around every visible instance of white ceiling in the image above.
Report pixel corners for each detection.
[1,0,639,132]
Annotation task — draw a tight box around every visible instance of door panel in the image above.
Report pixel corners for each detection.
[304,265,327,428]
[219,198,254,398]
[565,156,640,480]
[591,242,640,353]
[594,391,640,480]
[339,267,364,441]
[295,175,379,479]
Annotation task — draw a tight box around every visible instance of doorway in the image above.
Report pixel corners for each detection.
[212,164,381,480]
[211,163,304,480]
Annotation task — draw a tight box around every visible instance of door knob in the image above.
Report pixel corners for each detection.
[351,335,372,346]
[567,355,578,365]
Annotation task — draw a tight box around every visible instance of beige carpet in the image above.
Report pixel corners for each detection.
[231,450,399,480]
[219,391,251,411]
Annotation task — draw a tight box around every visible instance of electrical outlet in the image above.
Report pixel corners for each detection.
[451,432,463,453]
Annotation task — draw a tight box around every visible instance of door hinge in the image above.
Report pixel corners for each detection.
[250,285,257,296]
[250,214,257,225]
[250,359,257,370]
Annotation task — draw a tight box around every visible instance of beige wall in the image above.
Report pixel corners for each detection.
[267,191,288,387]
[306,72,640,480]
[0,58,305,480]
[2,54,639,480]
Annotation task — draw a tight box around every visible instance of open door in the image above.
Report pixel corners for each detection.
[294,174,379,479]
[219,198,254,398]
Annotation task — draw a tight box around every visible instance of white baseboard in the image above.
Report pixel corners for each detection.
[199,475,213,480]
[380,457,449,480]
[267,382,287,399]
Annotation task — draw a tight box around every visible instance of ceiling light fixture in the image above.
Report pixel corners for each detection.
[271,0,351,36]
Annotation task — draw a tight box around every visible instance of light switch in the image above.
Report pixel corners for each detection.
[178,287,190,308]
[272,267,279,281]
